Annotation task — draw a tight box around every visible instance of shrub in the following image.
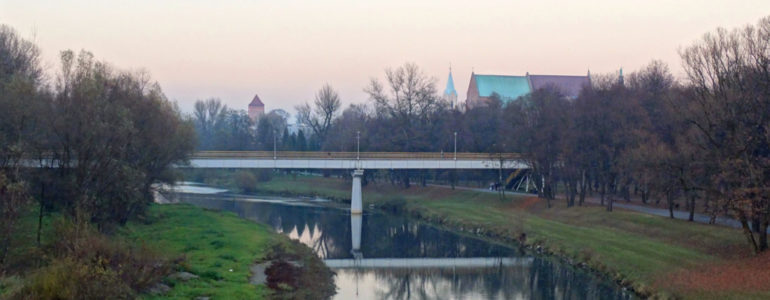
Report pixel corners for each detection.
[264,239,336,299]
[234,171,257,193]
[265,260,299,291]
[15,258,133,300]
[0,173,30,272]
[13,219,176,299]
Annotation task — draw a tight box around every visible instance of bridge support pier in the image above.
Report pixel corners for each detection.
[351,169,364,214]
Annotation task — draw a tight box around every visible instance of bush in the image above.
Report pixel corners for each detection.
[16,258,133,300]
[13,219,176,299]
[234,171,257,193]
[264,239,336,299]
[265,260,299,291]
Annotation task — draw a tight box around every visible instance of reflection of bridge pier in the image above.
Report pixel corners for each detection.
[351,213,363,260]
[350,212,363,297]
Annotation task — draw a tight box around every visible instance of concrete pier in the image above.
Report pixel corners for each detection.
[351,169,364,214]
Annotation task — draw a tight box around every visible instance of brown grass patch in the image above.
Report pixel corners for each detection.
[510,196,541,210]
[656,251,770,293]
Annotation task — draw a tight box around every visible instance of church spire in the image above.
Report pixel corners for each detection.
[444,66,458,109]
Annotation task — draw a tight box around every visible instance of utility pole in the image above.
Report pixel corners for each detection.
[273,130,277,160]
[453,131,457,161]
[499,149,504,200]
[357,130,360,160]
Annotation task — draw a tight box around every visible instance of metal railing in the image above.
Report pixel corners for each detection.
[192,151,523,160]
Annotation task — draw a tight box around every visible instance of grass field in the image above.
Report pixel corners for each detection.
[121,204,275,299]
[248,174,768,299]
[122,203,335,299]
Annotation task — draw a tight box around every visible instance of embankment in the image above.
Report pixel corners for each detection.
[122,203,335,299]
[245,175,765,299]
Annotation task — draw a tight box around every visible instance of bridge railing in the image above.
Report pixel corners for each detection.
[192,151,523,160]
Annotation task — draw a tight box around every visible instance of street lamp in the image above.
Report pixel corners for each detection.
[273,130,277,160]
[453,132,457,161]
[357,131,360,160]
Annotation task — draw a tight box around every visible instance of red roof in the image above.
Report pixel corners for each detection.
[249,94,264,107]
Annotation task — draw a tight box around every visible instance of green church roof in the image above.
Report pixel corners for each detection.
[473,74,531,102]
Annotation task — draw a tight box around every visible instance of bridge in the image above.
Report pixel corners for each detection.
[188,151,528,170]
[186,151,529,214]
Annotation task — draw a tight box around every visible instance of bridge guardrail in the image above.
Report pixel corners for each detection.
[192,151,523,160]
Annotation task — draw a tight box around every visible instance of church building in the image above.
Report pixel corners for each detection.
[464,72,591,109]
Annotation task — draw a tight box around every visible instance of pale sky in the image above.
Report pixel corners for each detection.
[2,0,768,116]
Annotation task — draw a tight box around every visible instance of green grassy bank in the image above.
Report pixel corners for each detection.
[123,204,335,299]
[0,203,334,299]
[242,174,766,299]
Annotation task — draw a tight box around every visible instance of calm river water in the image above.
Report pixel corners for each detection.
[173,183,633,300]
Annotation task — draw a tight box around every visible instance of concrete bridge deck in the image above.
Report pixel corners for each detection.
[188,151,529,170]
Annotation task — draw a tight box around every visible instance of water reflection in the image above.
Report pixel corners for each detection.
[178,193,632,300]
[351,214,363,260]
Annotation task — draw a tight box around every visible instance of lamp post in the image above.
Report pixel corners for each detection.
[356,131,360,160]
[453,132,457,161]
[273,130,277,160]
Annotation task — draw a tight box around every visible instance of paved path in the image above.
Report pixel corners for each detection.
[601,201,745,228]
[429,183,757,231]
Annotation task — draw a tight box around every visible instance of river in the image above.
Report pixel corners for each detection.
[172,183,633,299]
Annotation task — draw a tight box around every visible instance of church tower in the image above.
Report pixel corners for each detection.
[248,93,265,124]
[443,67,458,109]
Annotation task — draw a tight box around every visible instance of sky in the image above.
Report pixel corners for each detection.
[2,0,769,117]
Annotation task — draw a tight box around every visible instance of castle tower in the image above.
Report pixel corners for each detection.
[248,94,265,123]
[444,67,458,109]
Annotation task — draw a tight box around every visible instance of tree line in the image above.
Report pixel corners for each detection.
[191,17,770,253]
[0,25,195,270]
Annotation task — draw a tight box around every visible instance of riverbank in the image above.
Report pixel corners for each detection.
[245,174,768,299]
[0,203,335,299]
[122,203,335,299]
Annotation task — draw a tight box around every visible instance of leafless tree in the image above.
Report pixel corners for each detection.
[296,84,341,147]
[678,17,770,253]
[364,62,442,152]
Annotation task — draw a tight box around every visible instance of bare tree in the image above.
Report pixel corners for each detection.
[296,84,341,149]
[364,63,442,152]
[193,98,226,135]
[678,17,770,253]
